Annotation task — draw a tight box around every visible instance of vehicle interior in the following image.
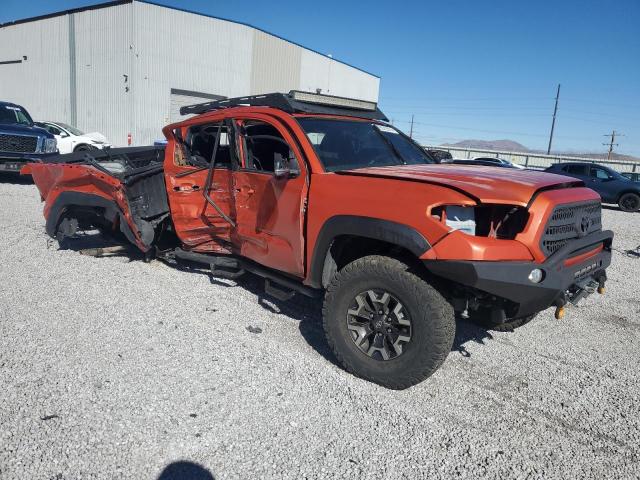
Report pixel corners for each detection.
[241,121,299,174]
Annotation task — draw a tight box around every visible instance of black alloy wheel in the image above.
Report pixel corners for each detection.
[346,289,412,361]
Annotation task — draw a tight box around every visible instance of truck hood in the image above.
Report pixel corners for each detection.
[338,164,583,205]
[0,122,53,137]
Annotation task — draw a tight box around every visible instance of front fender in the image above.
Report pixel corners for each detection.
[307,215,431,288]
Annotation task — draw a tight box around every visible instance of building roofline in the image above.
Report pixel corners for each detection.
[0,0,131,28]
[0,0,380,79]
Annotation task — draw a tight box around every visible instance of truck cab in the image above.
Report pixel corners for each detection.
[27,91,613,389]
[0,101,58,173]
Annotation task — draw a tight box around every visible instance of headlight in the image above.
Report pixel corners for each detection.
[444,206,476,235]
[42,138,58,153]
[433,204,529,239]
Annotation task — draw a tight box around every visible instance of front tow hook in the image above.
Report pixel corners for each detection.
[554,276,606,320]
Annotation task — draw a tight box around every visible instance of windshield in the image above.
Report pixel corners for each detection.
[297,118,434,171]
[56,122,84,136]
[0,104,32,126]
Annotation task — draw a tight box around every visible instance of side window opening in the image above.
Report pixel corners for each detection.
[242,121,300,174]
[564,165,586,175]
[590,167,611,180]
[180,122,232,168]
[46,124,62,136]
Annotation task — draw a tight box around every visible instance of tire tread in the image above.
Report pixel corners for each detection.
[322,255,455,389]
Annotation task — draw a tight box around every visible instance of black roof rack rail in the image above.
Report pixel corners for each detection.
[179,90,388,121]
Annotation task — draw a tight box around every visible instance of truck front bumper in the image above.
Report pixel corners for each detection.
[424,230,613,318]
[0,152,57,173]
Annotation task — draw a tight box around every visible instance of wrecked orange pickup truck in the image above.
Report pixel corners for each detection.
[26,91,613,389]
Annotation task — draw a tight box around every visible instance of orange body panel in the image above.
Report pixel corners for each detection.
[515,187,601,263]
[344,165,581,206]
[28,162,149,251]
[304,173,469,280]
[563,244,604,267]
[429,230,534,261]
[162,109,309,276]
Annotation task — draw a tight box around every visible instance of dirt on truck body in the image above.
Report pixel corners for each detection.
[26,91,613,389]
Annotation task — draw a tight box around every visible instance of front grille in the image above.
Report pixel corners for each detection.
[540,201,602,256]
[0,134,38,153]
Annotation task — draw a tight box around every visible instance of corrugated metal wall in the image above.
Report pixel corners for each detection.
[0,15,71,121]
[73,3,133,146]
[0,1,380,147]
[250,30,301,95]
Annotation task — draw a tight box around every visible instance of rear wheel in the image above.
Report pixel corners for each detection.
[322,255,455,389]
[618,192,640,212]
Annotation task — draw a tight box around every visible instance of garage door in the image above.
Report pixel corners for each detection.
[169,88,226,123]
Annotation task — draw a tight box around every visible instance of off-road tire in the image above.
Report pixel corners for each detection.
[322,255,455,390]
[470,311,537,332]
[618,192,640,212]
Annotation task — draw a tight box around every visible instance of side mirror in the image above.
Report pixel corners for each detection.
[59,131,69,138]
[273,152,291,179]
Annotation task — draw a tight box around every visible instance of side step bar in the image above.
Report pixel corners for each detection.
[162,248,321,299]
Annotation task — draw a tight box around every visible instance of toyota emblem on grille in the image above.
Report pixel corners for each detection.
[578,216,590,236]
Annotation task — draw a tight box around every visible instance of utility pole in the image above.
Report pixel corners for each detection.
[547,83,561,154]
[602,130,623,160]
[409,114,414,138]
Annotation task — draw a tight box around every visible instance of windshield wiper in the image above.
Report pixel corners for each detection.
[372,128,405,165]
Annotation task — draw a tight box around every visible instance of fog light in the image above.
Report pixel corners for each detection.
[528,268,543,283]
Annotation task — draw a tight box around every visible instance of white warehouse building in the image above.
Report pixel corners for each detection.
[0,0,380,146]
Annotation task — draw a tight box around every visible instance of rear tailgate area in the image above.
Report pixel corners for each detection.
[27,146,169,251]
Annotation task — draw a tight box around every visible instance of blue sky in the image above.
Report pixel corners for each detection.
[2,0,639,156]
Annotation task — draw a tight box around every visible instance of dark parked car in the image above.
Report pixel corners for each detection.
[424,149,453,162]
[621,172,640,182]
[0,101,58,173]
[545,162,640,212]
[445,157,523,169]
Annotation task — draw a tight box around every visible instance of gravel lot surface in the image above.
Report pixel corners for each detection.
[1,177,639,480]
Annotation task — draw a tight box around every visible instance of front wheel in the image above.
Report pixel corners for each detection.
[74,144,95,152]
[322,256,455,390]
[618,192,640,212]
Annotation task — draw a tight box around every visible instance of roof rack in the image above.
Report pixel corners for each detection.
[179,90,388,121]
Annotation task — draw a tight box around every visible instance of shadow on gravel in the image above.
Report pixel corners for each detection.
[55,235,496,365]
[204,267,497,364]
[58,232,145,261]
[204,271,341,366]
[0,173,33,184]
[148,260,340,365]
[452,316,494,357]
[157,461,215,480]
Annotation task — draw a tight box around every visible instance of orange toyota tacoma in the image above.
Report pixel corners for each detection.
[26,91,613,389]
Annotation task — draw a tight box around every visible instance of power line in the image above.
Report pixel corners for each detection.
[602,130,624,160]
[391,118,592,140]
[547,84,561,154]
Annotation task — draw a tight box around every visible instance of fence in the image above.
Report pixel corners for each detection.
[423,145,640,173]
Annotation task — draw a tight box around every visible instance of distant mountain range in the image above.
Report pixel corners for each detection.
[442,139,639,162]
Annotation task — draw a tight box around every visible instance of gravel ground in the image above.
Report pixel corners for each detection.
[0,177,639,480]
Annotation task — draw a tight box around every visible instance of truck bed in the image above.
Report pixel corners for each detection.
[43,145,165,178]
[28,146,170,251]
